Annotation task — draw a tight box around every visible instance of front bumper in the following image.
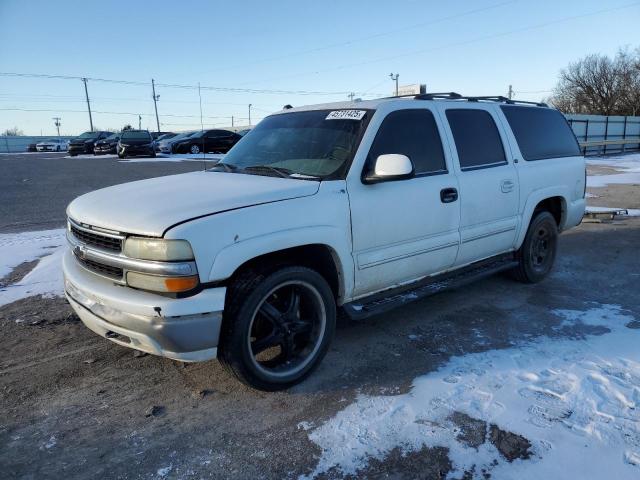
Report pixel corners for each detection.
[69,144,92,154]
[63,249,225,362]
[119,144,155,156]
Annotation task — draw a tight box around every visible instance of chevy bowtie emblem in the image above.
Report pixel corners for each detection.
[73,245,87,259]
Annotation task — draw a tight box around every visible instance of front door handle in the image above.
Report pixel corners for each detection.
[501,179,515,193]
[440,187,458,203]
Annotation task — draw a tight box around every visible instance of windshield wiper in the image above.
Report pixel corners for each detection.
[211,162,238,173]
[243,165,293,178]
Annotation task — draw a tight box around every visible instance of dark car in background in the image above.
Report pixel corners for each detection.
[68,131,112,156]
[171,129,241,154]
[93,133,120,155]
[26,143,38,152]
[117,130,156,158]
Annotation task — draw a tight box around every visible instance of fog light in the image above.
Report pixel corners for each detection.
[127,272,199,293]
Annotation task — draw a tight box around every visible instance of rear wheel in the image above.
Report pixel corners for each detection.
[510,211,558,283]
[219,266,336,391]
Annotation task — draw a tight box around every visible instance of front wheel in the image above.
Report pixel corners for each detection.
[219,266,336,391]
[510,211,558,283]
[190,144,201,154]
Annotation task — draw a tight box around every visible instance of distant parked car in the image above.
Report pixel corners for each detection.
[154,132,177,143]
[68,131,112,156]
[117,130,156,159]
[36,138,68,152]
[26,143,38,152]
[156,131,196,153]
[237,129,251,137]
[94,133,120,155]
[150,131,173,140]
[171,129,241,154]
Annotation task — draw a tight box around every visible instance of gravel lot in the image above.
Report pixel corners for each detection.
[1,152,639,479]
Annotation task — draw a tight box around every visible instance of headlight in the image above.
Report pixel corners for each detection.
[123,237,194,261]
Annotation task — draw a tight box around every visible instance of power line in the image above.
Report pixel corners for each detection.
[238,1,640,86]
[199,0,517,76]
[0,72,367,96]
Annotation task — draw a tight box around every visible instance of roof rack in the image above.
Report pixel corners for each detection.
[411,92,547,107]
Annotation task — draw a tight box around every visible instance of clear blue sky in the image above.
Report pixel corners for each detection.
[0,0,638,135]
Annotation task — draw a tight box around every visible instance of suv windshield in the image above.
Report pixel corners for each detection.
[217,109,370,179]
[121,131,152,141]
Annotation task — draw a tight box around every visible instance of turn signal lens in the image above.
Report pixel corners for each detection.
[126,272,199,293]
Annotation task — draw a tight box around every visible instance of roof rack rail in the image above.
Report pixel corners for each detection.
[466,96,548,107]
[413,92,463,100]
[409,92,548,107]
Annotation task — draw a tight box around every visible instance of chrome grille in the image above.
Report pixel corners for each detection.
[76,257,123,280]
[70,223,122,252]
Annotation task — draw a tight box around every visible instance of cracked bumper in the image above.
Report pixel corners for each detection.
[63,249,225,362]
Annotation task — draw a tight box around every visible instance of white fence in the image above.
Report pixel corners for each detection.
[566,114,640,156]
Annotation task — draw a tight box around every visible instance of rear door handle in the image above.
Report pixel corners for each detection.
[501,179,515,193]
[440,187,458,203]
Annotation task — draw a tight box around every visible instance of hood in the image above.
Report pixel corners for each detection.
[70,138,95,145]
[67,171,320,237]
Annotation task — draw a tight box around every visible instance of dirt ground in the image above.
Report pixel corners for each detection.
[1,157,639,479]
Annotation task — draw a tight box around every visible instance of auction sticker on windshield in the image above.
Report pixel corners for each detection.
[325,110,366,121]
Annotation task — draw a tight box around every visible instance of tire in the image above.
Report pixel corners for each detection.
[118,153,125,159]
[190,144,201,154]
[56,146,60,152]
[69,153,77,157]
[219,266,336,391]
[510,211,558,283]
[150,151,156,158]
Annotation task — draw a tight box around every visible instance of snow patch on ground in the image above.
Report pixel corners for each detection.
[0,228,66,307]
[303,304,640,479]
[587,153,640,187]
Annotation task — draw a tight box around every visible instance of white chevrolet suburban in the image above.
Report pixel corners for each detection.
[63,93,586,390]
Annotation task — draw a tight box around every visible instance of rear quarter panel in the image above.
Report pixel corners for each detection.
[494,108,586,248]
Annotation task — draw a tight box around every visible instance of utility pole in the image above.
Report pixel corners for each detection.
[248,104,252,126]
[348,92,355,101]
[231,116,234,128]
[508,85,514,100]
[81,78,94,131]
[52,117,61,137]
[138,115,142,130]
[389,73,399,96]
[151,79,161,133]
[197,82,204,132]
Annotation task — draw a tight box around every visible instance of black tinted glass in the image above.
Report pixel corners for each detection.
[368,109,446,175]
[446,109,506,170]
[501,106,580,161]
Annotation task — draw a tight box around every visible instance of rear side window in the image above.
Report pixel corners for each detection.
[445,109,507,171]
[368,109,446,175]
[501,106,580,161]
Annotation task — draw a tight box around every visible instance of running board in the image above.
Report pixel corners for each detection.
[343,255,518,320]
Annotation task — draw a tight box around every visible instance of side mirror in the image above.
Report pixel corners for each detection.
[364,154,414,184]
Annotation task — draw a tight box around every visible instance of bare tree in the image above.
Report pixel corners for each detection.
[551,48,640,115]
[2,127,24,136]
